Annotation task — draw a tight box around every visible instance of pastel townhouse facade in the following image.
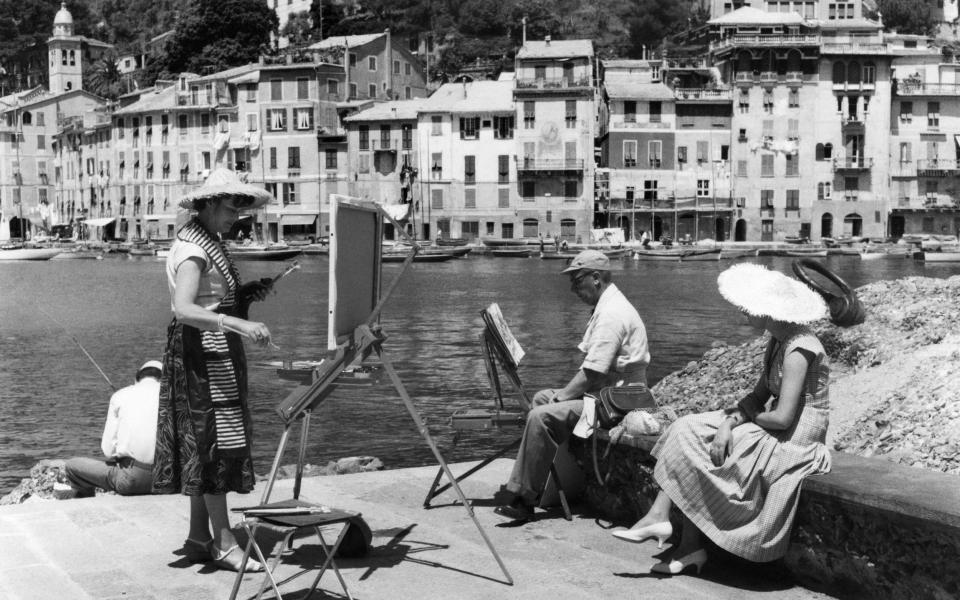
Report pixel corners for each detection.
[707,6,894,241]
[513,38,596,242]
[598,58,735,242]
[309,33,429,102]
[416,80,518,241]
[0,88,107,239]
[343,99,424,238]
[888,35,960,237]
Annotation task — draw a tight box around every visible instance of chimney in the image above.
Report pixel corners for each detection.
[522,16,527,45]
[545,35,551,45]
[462,80,467,98]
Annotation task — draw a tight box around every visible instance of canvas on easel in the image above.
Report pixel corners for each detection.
[258,194,514,585]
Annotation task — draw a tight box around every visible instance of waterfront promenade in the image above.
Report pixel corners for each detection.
[0,459,830,600]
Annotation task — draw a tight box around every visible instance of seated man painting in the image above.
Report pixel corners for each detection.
[495,250,651,522]
[64,361,162,497]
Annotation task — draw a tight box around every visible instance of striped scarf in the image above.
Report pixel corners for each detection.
[177,218,248,454]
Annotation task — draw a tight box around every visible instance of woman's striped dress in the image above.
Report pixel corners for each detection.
[651,332,831,562]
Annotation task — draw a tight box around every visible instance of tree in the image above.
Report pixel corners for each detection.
[83,50,126,99]
[870,0,937,36]
[281,11,315,53]
[159,0,278,75]
[624,0,696,57]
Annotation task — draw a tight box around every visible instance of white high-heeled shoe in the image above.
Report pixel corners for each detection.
[651,549,707,575]
[611,521,673,548]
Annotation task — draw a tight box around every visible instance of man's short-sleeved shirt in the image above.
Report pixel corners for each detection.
[578,283,650,388]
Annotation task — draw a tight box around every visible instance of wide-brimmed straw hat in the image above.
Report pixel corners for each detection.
[178,168,272,210]
[717,263,828,324]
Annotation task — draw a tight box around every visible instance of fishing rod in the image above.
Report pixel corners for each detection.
[38,306,117,392]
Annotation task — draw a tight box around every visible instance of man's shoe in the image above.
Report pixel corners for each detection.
[494,501,535,522]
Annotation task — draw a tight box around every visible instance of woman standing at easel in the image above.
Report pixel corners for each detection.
[153,169,275,572]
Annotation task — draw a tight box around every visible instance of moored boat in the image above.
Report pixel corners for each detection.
[539,251,578,261]
[914,251,960,263]
[680,248,723,261]
[720,248,758,260]
[859,251,886,260]
[633,248,686,261]
[382,251,456,263]
[780,248,829,257]
[489,248,532,257]
[230,246,304,261]
[602,248,630,259]
[435,237,470,247]
[0,246,62,260]
[481,237,533,248]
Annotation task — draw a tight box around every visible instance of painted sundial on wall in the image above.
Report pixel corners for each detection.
[540,120,561,147]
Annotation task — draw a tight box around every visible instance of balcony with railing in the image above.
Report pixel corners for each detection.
[710,33,821,53]
[895,80,960,96]
[515,157,585,173]
[831,80,876,93]
[515,76,593,91]
[916,158,960,176]
[609,119,672,129]
[821,42,886,55]
[833,156,874,171]
[370,138,398,152]
[674,87,733,101]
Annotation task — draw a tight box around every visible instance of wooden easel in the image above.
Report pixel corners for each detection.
[258,201,514,585]
[422,308,573,521]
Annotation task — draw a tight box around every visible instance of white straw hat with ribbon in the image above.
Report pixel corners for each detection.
[178,167,273,210]
[717,263,828,324]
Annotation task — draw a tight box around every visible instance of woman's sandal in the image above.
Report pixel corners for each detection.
[212,544,265,573]
[183,537,213,563]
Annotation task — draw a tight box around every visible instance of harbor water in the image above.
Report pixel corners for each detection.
[0,252,954,493]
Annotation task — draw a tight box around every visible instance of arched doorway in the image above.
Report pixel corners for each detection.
[8,216,24,239]
[889,214,905,239]
[734,219,747,241]
[715,217,726,241]
[843,213,862,237]
[821,213,833,238]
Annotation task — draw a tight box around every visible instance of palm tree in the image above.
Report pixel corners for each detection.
[84,51,127,99]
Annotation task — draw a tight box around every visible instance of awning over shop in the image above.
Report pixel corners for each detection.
[84,217,117,227]
[278,214,317,226]
[143,213,178,221]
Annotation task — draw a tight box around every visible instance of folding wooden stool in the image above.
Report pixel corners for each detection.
[228,499,358,600]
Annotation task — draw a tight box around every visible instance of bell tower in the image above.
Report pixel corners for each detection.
[48,3,82,94]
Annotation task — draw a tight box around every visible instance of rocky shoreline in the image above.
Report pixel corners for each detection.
[651,274,960,475]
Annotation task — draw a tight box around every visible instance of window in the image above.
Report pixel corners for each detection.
[288,147,300,169]
[823,143,833,159]
[523,101,535,128]
[523,142,535,166]
[535,65,546,80]
[862,63,876,84]
[460,117,480,139]
[405,86,411,99]
[431,116,442,135]
[624,101,636,123]
[738,128,748,142]
[270,79,282,101]
[162,151,170,178]
[297,77,309,100]
[738,89,749,113]
[899,101,912,122]
[737,160,747,177]
[246,113,258,132]
[368,84,377,98]
[498,188,510,208]
[431,152,442,179]
[294,107,313,130]
[649,101,662,123]
[761,189,774,208]
[762,119,773,140]
[786,153,798,176]
[267,109,286,131]
[623,140,637,167]
[349,53,356,66]
[899,142,912,163]
[648,141,662,168]
[498,155,509,183]
[786,189,800,211]
[368,56,377,71]
[520,180,535,199]
[393,60,400,74]
[643,180,658,200]
[761,154,774,177]
[677,146,687,163]
[697,179,710,197]
[721,145,729,161]
[358,154,369,173]
[564,180,578,199]
[696,141,708,163]
[320,149,336,169]
[269,147,277,169]
[817,182,832,200]
[358,125,369,150]
[626,187,635,202]
[246,84,256,102]
[763,90,773,114]
[789,89,799,108]
[37,135,44,150]
[282,182,297,205]
[202,152,211,170]
[565,100,576,128]
[401,125,412,150]
[349,83,357,98]
[788,119,799,140]
[201,113,212,135]
[37,112,44,126]
[502,223,514,239]
[494,115,514,139]
[928,101,940,128]
[465,188,476,209]
[178,114,187,136]
[464,155,475,184]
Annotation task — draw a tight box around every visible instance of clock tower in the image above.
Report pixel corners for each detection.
[48,3,82,94]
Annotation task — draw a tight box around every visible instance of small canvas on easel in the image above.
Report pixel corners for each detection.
[481,303,524,367]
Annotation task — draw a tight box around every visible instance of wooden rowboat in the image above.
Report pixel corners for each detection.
[490,248,532,257]
[0,246,62,260]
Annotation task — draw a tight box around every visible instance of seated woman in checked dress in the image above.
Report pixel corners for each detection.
[612,263,831,575]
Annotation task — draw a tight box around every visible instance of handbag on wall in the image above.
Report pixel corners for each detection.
[594,385,656,430]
